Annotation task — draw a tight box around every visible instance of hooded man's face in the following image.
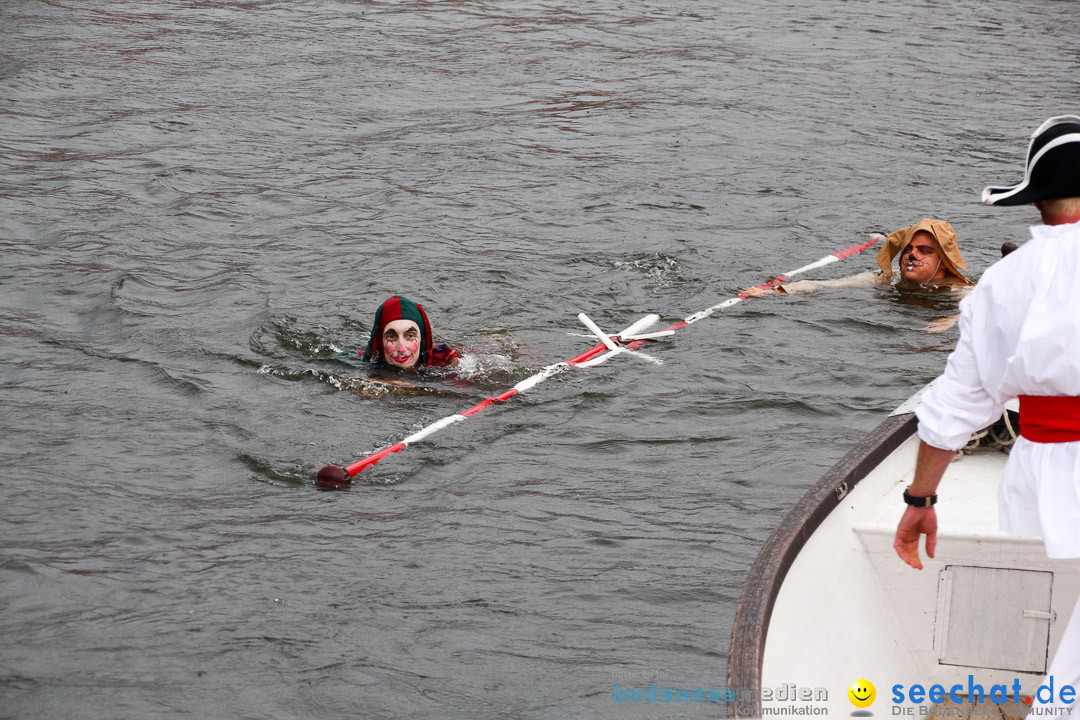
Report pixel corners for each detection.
[899,230,947,284]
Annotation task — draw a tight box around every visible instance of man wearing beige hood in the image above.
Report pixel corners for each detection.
[744,217,974,295]
[875,218,974,288]
[743,219,974,333]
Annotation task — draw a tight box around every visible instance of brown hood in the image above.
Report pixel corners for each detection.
[876,218,973,284]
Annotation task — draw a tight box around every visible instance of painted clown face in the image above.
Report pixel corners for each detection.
[382,319,421,368]
[899,230,947,284]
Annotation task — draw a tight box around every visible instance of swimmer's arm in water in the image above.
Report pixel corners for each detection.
[742,270,883,296]
[922,316,958,333]
[429,344,460,367]
[920,285,973,332]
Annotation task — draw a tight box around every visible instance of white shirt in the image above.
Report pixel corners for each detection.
[916,219,1080,558]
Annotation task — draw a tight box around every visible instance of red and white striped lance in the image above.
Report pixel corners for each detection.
[316,234,883,487]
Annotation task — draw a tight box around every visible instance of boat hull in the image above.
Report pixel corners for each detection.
[728,409,1080,717]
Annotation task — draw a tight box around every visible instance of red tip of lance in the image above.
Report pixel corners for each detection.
[317,443,408,488]
[316,464,352,489]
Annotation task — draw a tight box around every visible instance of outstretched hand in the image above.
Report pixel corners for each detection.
[740,285,782,297]
[922,315,959,333]
[894,505,937,570]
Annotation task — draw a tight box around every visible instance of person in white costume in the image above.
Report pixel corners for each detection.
[894,115,1080,714]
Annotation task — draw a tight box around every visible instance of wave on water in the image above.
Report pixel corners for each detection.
[438,349,519,381]
[237,453,310,487]
[564,252,691,292]
[611,253,687,288]
[249,314,356,361]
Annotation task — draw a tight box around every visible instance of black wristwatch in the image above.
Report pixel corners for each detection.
[903,488,937,507]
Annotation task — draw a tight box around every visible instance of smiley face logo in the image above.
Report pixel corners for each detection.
[848,679,876,708]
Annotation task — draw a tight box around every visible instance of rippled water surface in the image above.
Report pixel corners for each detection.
[2,1,1078,717]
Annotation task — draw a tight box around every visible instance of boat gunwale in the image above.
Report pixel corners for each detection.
[725,411,918,712]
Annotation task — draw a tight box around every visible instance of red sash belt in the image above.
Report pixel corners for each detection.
[1019,395,1080,443]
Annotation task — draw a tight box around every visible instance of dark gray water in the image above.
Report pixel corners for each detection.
[2,1,1078,718]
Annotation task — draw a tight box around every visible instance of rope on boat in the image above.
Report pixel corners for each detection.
[958,409,1020,456]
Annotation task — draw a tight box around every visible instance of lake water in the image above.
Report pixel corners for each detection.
[2,1,1078,717]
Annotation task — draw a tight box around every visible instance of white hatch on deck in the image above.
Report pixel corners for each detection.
[935,565,1053,674]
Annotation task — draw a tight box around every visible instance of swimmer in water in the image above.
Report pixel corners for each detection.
[745,219,974,296]
[361,295,459,369]
[883,218,974,289]
[743,219,974,331]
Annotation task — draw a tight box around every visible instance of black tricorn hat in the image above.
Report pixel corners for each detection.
[982,115,1080,206]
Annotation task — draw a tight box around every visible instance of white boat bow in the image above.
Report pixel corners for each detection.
[728,387,1080,718]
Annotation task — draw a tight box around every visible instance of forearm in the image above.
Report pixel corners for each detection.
[908,440,954,496]
[778,271,881,295]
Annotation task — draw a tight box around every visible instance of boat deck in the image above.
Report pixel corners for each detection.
[756,430,1080,714]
